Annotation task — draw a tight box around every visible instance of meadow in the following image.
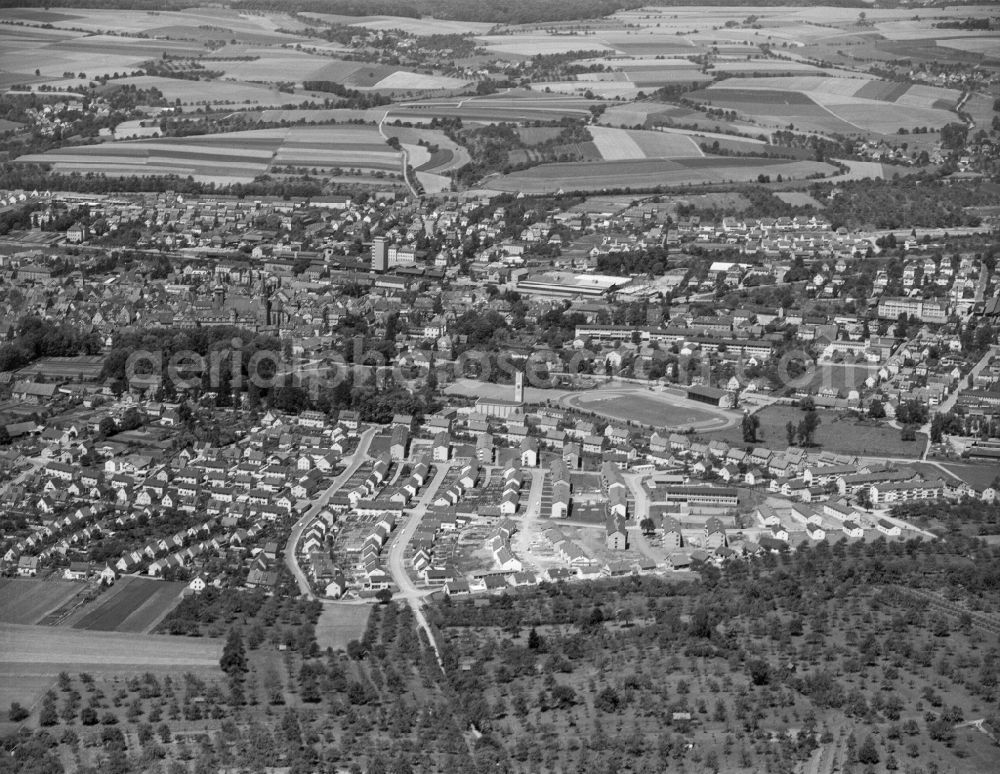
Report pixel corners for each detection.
[314,602,372,651]
[703,404,928,459]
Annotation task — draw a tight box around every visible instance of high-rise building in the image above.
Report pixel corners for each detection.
[371,236,388,272]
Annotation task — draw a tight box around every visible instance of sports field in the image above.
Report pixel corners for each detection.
[562,387,732,432]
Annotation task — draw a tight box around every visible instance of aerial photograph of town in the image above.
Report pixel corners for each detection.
[0,0,997,772]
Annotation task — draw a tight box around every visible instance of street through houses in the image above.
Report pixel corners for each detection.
[284,427,378,599]
[386,462,453,668]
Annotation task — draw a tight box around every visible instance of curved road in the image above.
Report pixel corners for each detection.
[377,111,419,198]
[284,426,378,599]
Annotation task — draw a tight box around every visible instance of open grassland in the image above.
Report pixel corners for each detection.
[704,404,928,458]
[488,156,836,193]
[0,579,84,626]
[71,577,185,634]
[314,603,371,652]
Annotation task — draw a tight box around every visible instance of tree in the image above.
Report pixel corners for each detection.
[741,412,760,443]
[786,421,797,446]
[594,687,621,712]
[798,411,821,446]
[639,517,656,535]
[80,707,99,725]
[98,416,117,438]
[868,399,886,419]
[38,699,58,727]
[527,628,542,650]
[220,628,247,677]
[8,702,29,722]
[858,735,879,764]
[747,659,771,686]
[374,588,393,605]
[940,122,968,150]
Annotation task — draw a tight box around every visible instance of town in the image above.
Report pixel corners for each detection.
[1,2,999,773]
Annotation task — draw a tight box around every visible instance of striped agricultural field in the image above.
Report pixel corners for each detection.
[589,126,645,160]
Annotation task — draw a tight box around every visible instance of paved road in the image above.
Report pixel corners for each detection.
[623,472,662,565]
[284,427,378,599]
[385,462,452,667]
[377,111,419,198]
[8,455,45,488]
[936,344,997,415]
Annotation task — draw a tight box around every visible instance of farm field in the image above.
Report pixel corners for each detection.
[385,91,601,124]
[0,623,223,717]
[693,75,962,135]
[0,579,84,626]
[371,71,468,91]
[302,13,493,36]
[532,80,642,99]
[0,624,222,667]
[71,576,186,634]
[16,126,402,184]
[87,74,317,107]
[487,156,837,194]
[475,33,614,57]
[314,602,371,652]
[588,126,704,160]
